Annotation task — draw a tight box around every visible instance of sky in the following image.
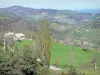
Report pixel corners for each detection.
[1,0,100,10]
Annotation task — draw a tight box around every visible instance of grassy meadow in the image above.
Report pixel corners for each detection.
[16,40,100,75]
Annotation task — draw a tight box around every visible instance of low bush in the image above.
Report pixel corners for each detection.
[67,66,85,75]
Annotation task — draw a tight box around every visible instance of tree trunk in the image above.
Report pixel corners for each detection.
[3,36,6,50]
[94,61,97,70]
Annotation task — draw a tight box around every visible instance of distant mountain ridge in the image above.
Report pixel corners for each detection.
[6,5,59,16]
[1,5,100,26]
[1,5,93,22]
[5,6,100,15]
[77,9,100,14]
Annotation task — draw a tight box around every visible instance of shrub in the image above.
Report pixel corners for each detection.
[67,66,85,75]
[60,71,67,75]
[67,66,77,75]
[0,45,41,75]
[39,67,51,75]
[54,59,60,67]
[82,48,88,52]
[0,40,3,46]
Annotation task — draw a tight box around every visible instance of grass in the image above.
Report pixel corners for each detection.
[16,40,34,49]
[50,44,100,68]
[50,43,100,75]
[16,40,100,74]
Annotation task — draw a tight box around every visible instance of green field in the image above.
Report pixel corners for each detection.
[16,40,34,49]
[16,40,100,74]
[50,44,100,68]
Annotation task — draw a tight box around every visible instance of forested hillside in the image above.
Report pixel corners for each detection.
[0,6,100,48]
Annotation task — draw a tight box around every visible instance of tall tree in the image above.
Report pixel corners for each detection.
[35,20,51,68]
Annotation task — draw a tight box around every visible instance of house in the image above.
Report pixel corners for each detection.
[4,32,25,41]
[14,33,25,41]
[3,32,26,50]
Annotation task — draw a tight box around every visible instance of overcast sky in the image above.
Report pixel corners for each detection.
[1,0,100,10]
